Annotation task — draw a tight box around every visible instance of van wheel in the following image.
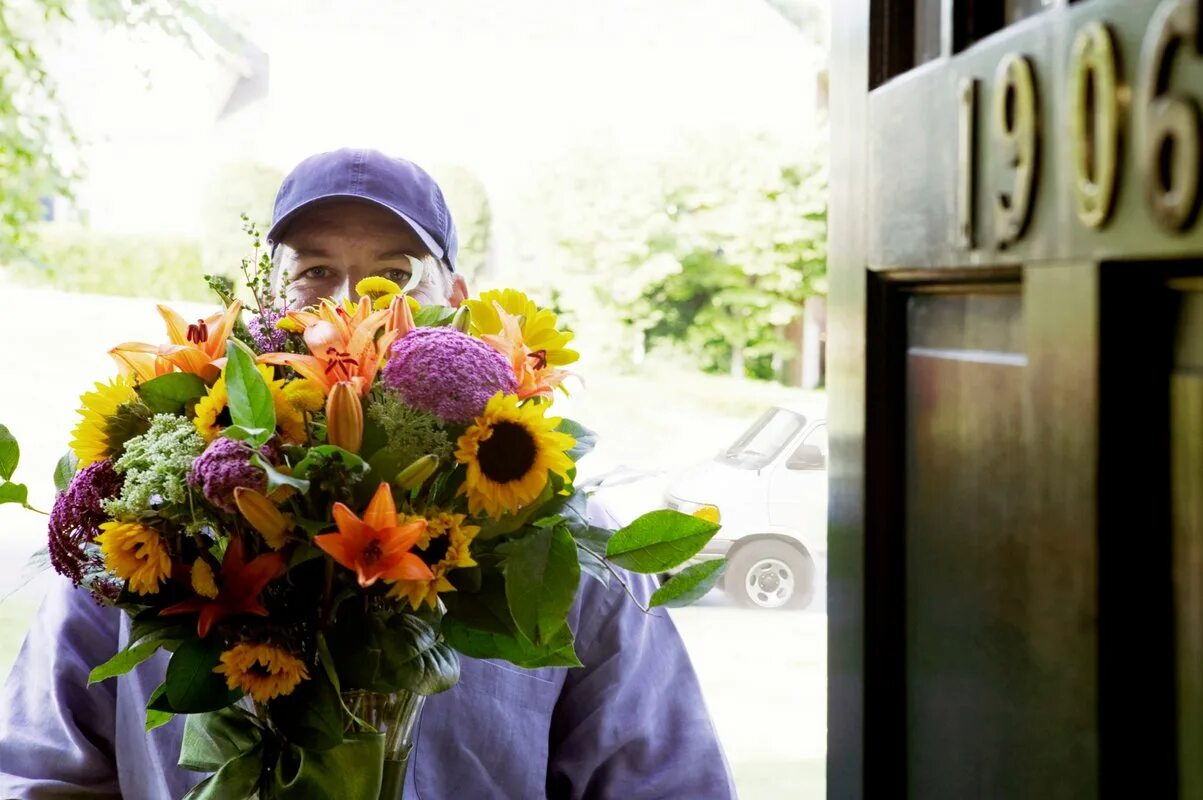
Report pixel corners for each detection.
[726,541,813,610]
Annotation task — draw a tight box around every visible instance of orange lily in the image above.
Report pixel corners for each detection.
[481,304,575,400]
[160,537,286,638]
[259,298,399,396]
[314,482,433,588]
[110,301,242,384]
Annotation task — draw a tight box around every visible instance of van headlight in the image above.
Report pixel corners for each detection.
[666,499,720,524]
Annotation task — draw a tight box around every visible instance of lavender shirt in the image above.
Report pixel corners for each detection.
[0,507,735,799]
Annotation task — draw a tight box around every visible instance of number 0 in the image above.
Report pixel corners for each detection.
[1070,22,1122,229]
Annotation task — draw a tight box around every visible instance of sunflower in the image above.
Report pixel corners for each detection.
[69,376,141,467]
[95,520,171,595]
[194,365,306,444]
[213,642,310,702]
[464,288,579,367]
[389,511,480,610]
[454,393,575,518]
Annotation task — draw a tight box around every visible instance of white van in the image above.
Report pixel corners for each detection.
[663,406,827,610]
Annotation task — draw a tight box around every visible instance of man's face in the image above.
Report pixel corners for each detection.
[272,200,467,309]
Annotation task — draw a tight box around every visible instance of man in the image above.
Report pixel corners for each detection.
[0,149,736,799]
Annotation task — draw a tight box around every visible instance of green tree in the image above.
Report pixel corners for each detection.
[524,132,827,381]
[0,0,226,256]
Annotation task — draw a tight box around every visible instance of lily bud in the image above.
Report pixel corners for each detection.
[451,305,472,333]
[395,454,439,490]
[233,487,290,549]
[386,294,416,338]
[326,380,364,452]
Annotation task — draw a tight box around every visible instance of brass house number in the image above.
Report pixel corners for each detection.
[957,0,1203,247]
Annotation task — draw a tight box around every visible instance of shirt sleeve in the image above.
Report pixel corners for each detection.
[0,581,122,798]
[545,501,736,800]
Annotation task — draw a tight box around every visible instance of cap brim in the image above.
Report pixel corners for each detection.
[266,193,445,262]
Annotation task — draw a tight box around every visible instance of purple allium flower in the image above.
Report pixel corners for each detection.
[188,437,266,513]
[382,327,518,424]
[247,307,291,354]
[48,460,124,598]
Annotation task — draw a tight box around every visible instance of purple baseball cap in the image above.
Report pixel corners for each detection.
[267,148,458,270]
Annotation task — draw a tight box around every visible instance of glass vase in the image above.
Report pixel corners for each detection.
[342,689,427,799]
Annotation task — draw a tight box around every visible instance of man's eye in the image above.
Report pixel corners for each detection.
[299,266,331,280]
[381,268,412,283]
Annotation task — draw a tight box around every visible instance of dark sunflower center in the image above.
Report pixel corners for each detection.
[478,421,538,484]
[216,407,233,429]
[248,660,272,677]
[362,538,383,565]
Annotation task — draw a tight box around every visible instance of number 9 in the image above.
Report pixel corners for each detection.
[993,54,1039,248]
[1139,0,1201,231]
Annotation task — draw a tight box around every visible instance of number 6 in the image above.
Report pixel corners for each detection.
[1139,0,1201,231]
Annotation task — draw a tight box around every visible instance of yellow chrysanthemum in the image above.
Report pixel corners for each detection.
[213,642,310,702]
[69,376,139,466]
[389,511,480,610]
[455,393,575,518]
[282,379,325,414]
[465,289,579,367]
[353,276,404,310]
[95,520,171,595]
[191,558,219,599]
[194,365,306,444]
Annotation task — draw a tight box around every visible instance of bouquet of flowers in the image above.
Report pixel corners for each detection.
[0,259,727,799]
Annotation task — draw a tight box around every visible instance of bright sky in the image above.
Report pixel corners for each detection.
[46,0,824,235]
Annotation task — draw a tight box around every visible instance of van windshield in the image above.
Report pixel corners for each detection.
[720,407,807,469]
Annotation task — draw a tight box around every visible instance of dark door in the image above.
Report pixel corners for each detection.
[828,1,1203,797]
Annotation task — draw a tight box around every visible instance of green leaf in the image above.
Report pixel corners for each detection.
[574,526,614,586]
[556,419,597,462]
[0,424,18,481]
[220,425,270,443]
[89,638,176,685]
[441,616,582,669]
[146,683,174,731]
[166,638,243,713]
[412,305,456,327]
[292,445,368,479]
[137,372,207,414]
[146,708,174,732]
[330,611,460,696]
[250,452,311,494]
[287,541,326,570]
[53,451,78,493]
[605,509,721,574]
[0,481,28,506]
[499,527,580,645]
[270,671,344,750]
[223,338,275,446]
[649,559,727,607]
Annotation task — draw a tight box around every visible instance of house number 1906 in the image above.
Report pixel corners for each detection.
[957,0,1203,247]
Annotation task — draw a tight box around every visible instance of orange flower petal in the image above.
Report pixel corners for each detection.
[331,503,372,545]
[259,353,334,392]
[314,533,355,570]
[157,305,192,346]
[362,483,397,531]
[205,301,243,360]
[387,553,435,582]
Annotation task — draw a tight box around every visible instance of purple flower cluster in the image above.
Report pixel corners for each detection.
[188,437,266,513]
[48,460,123,595]
[382,327,518,424]
[247,307,291,354]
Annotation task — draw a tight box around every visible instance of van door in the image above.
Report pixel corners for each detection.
[769,422,828,545]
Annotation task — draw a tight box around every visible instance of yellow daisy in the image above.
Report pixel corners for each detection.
[282,379,325,414]
[213,642,310,702]
[454,393,575,518]
[389,511,480,610]
[464,289,579,367]
[69,376,140,467]
[353,276,404,310]
[194,365,306,444]
[95,520,171,595]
